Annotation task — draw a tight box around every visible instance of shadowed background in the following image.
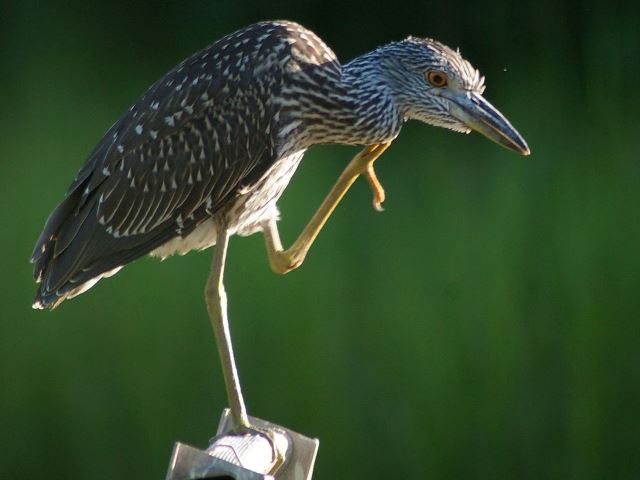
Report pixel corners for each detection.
[2,1,639,478]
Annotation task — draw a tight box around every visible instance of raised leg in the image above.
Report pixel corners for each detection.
[205,226,249,429]
[263,142,392,274]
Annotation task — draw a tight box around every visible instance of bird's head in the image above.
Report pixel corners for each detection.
[380,37,530,155]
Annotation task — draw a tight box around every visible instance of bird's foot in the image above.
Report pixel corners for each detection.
[352,142,390,211]
[242,423,290,473]
[211,421,290,475]
[364,161,385,211]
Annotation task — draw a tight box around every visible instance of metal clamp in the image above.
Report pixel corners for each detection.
[165,410,319,480]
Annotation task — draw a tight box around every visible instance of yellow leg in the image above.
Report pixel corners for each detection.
[205,228,288,473]
[205,227,250,429]
[263,142,392,274]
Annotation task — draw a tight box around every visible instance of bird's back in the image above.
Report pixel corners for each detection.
[31,21,341,309]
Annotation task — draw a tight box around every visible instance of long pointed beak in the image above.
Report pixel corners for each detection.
[442,90,530,155]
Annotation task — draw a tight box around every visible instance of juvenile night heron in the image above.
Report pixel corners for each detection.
[32,19,529,457]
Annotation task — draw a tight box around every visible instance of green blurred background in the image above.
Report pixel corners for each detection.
[2,1,639,478]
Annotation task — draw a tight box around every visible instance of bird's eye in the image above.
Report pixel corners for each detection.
[427,70,448,88]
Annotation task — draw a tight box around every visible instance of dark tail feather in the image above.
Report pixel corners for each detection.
[32,214,182,310]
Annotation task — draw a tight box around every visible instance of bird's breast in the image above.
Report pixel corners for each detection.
[148,151,305,259]
[227,150,306,237]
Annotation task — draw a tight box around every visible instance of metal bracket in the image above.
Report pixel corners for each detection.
[165,410,319,480]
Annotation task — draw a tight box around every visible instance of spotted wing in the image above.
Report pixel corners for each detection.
[31,22,301,308]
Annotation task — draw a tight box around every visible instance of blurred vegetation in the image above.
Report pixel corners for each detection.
[2,1,639,478]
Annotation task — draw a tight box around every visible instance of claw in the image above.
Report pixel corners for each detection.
[208,424,290,475]
[236,424,290,474]
[364,162,385,211]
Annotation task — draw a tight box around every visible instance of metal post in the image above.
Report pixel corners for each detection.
[166,410,319,480]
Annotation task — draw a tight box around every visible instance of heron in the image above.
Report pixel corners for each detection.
[31,20,529,460]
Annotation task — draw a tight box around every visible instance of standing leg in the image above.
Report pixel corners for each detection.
[205,226,249,429]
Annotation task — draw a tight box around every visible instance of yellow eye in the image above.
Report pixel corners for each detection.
[427,70,448,87]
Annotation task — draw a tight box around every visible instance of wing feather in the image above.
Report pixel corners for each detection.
[31,21,337,308]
